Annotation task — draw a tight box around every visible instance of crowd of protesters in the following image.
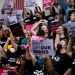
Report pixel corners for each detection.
[0,0,75,75]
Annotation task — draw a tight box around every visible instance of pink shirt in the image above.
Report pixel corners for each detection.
[24,24,33,31]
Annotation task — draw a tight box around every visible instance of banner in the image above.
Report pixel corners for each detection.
[15,0,24,10]
[43,0,54,9]
[32,37,55,56]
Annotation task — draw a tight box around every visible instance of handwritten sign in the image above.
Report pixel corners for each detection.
[32,38,55,56]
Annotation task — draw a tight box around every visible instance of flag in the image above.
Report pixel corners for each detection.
[15,0,24,10]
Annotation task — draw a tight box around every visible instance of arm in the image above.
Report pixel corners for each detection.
[3,38,10,52]
[66,37,72,57]
[25,38,36,65]
[55,34,60,50]
[28,49,36,65]
[31,20,46,35]
[25,48,36,65]
[9,29,18,50]
[31,22,40,35]
[64,68,71,75]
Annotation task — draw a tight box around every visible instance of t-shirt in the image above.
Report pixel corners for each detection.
[53,53,72,75]
[63,21,75,37]
[7,46,22,59]
[72,53,75,75]
[18,37,29,45]
[23,60,33,75]
[33,58,44,75]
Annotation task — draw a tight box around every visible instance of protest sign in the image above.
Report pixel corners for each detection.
[43,0,54,9]
[0,68,8,75]
[0,68,18,75]
[32,37,55,56]
[24,0,43,13]
[9,23,24,37]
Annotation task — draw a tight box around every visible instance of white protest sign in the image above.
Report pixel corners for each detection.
[32,38,55,56]
[24,0,43,13]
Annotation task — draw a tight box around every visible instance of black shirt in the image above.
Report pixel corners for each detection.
[72,53,75,75]
[23,59,33,75]
[0,37,7,47]
[53,53,72,75]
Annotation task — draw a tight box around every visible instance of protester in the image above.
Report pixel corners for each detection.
[63,10,75,37]
[55,26,69,50]
[0,0,73,75]
[44,56,59,75]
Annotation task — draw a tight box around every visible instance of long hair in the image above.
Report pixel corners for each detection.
[70,37,75,52]
[37,23,51,38]
[44,57,54,74]
[37,23,45,36]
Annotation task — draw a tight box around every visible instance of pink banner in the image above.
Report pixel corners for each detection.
[43,0,54,8]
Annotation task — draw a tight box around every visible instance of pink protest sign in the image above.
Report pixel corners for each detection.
[0,68,8,75]
[0,68,19,75]
[43,0,54,8]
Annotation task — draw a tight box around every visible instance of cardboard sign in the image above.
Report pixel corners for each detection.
[32,38,55,56]
[9,23,24,37]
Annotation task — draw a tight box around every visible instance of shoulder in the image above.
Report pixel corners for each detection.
[51,71,59,75]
